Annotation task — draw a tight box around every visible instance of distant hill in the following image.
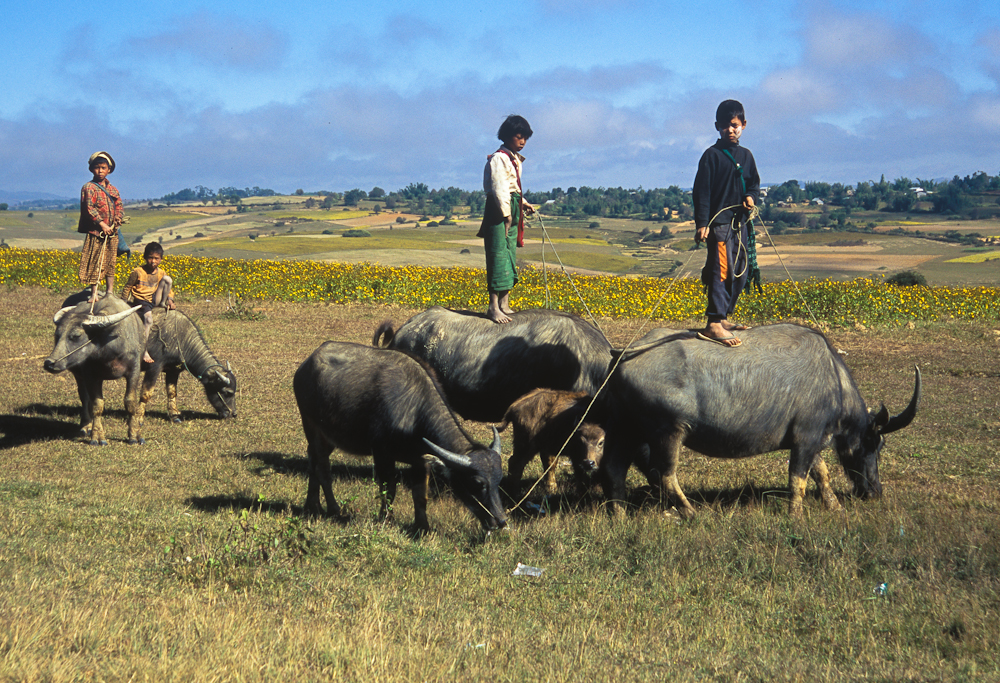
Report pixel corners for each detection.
[0,190,75,207]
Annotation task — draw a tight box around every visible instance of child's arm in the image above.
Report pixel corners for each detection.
[121,269,139,301]
[692,153,713,242]
[743,153,761,212]
[487,154,514,225]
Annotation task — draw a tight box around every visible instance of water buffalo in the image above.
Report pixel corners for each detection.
[373,307,613,422]
[498,389,605,498]
[294,341,508,532]
[43,296,145,445]
[599,324,920,516]
[140,309,237,422]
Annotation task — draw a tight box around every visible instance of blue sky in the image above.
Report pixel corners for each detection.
[2,0,998,200]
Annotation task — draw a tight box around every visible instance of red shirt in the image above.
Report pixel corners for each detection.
[78,180,123,235]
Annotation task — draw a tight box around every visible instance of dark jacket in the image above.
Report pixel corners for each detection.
[693,140,760,228]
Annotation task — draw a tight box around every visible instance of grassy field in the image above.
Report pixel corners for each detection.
[1,286,999,681]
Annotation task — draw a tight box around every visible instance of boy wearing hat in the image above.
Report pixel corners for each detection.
[78,151,123,303]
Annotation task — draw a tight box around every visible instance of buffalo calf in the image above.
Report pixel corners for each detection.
[499,389,605,499]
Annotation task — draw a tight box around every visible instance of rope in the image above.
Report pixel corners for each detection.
[509,212,703,512]
[509,203,820,512]
[49,340,93,364]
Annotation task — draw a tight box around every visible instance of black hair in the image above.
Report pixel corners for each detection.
[143,242,164,259]
[715,100,746,125]
[89,158,112,171]
[497,115,533,145]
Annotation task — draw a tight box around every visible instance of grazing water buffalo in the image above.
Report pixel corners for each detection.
[294,342,507,532]
[599,324,920,516]
[498,389,605,498]
[141,309,237,422]
[373,307,613,422]
[43,296,145,445]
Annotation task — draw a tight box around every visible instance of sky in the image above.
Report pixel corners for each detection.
[2,0,999,201]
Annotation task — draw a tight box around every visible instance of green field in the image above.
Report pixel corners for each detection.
[1,288,998,681]
[4,202,1000,285]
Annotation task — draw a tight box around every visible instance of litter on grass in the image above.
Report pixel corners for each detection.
[512,562,545,577]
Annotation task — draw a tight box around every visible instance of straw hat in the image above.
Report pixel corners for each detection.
[88,151,116,173]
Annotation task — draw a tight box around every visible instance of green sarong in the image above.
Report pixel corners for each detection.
[481,196,520,293]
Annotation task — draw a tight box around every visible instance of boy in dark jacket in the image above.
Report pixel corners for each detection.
[692,99,760,347]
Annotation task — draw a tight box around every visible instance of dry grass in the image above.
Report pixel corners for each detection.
[1,287,999,681]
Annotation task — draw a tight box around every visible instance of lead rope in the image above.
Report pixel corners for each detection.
[511,212,704,512]
[511,202,820,513]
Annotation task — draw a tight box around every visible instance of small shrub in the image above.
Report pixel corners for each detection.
[426,221,439,227]
[322,229,333,235]
[342,229,371,238]
[194,232,205,238]
[222,294,267,321]
[589,221,601,228]
[396,216,407,224]
[886,270,927,287]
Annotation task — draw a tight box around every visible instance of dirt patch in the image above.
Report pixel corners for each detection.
[756,253,936,271]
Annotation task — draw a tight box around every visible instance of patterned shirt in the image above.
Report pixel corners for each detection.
[78,180,123,235]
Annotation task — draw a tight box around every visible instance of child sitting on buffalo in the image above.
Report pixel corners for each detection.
[122,242,175,364]
[477,114,536,324]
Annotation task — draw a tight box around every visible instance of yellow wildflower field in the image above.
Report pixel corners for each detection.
[2,247,997,325]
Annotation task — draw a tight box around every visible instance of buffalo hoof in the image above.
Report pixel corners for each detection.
[90,439,109,446]
[171,416,183,424]
[128,437,146,445]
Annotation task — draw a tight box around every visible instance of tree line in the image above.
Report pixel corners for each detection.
[156,170,1000,221]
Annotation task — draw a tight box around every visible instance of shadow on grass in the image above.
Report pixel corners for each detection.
[143,408,223,423]
[0,407,81,448]
[235,450,375,480]
[186,493,297,516]
[628,482,793,513]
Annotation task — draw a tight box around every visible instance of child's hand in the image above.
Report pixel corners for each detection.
[522,202,535,217]
[695,226,710,244]
[743,196,755,211]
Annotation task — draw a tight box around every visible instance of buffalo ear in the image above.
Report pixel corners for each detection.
[490,426,502,454]
[872,405,890,428]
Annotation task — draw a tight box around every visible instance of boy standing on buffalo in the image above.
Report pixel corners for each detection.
[693,100,760,348]
[78,151,123,304]
[477,115,535,324]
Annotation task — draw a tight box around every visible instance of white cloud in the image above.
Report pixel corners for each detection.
[127,11,289,70]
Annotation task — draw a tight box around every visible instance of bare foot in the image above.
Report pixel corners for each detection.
[143,353,155,364]
[487,307,511,324]
[500,305,515,315]
[722,320,751,331]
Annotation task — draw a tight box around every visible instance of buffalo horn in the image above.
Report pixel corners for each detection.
[422,438,473,469]
[880,366,921,434]
[82,305,142,329]
[207,367,232,386]
[53,306,77,324]
[490,425,502,453]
